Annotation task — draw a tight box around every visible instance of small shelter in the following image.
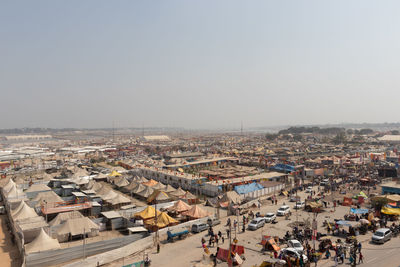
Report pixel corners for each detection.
[109,170,122,177]
[12,202,39,221]
[147,191,170,203]
[25,228,61,254]
[164,184,176,193]
[56,217,100,242]
[168,200,191,213]
[137,186,154,198]
[182,205,210,219]
[135,206,160,220]
[145,212,178,230]
[49,211,84,226]
[143,179,158,187]
[170,187,186,198]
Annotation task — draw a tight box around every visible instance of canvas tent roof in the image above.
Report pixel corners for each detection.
[57,217,100,236]
[219,191,241,205]
[114,177,130,187]
[32,191,63,207]
[25,228,61,254]
[182,205,210,219]
[13,202,38,221]
[135,206,160,220]
[137,186,154,198]
[143,179,158,187]
[124,181,139,191]
[101,190,118,201]
[3,179,15,193]
[164,184,176,193]
[107,194,131,205]
[170,187,186,197]
[109,170,122,177]
[49,211,84,226]
[168,200,191,213]
[147,191,170,203]
[132,183,146,194]
[152,182,166,191]
[6,185,24,199]
[180,191,197,200]
[146,212,178,228]
[12,200,25,216]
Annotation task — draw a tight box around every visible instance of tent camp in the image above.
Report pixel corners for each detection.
[219,191,242,205]
[32,191,63,207]
[124,181,139,191]
[114,177,130,187]
[56,217,100,242]
[25,228,61,254]
[12,202,39,221]
[164,184,176,193]
[109,170,122,177]
[143,179,158,187]
[152,182,166,191]
[135,206,160,220]
[168,200,191,213]
[145,212,178,229]
[147,191,170,203]
[137,186,154,198]
[131,183,146,194]
[182,205,210,219]
[170,187,186,198]
[49,211,84,226]
[106,194,131,206]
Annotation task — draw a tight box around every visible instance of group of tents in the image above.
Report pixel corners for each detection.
[134,200,211,230]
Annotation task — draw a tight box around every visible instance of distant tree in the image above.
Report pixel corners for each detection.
[391,130,400,135]
[359,128,373,135]
[346,129,354,135]
[265,133,278,141]
[333,132,346,144]
[293,134,303,142]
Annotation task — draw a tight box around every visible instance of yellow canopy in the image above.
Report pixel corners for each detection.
[134,206,160,220]
[109,170,122,177]
[146,212,178,228]
[381,206,400,215]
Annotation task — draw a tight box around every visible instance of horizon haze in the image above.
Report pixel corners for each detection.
[2,1,400,129]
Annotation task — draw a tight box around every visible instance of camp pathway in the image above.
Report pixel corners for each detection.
[0,214,21,267]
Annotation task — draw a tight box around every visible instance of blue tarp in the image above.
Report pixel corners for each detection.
[350,208,369,214]
[234,183,263,195]
[270,164,295,173]
[336,220,352,226]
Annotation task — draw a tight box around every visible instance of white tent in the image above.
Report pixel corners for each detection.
[6,185,24,199]
[13,202,38,221]
[107,194,131,206]
[57,217,100,236]
[25,228,61,254]
[101,190,118,201]
[49,211,84,226]
[3,179,15,193]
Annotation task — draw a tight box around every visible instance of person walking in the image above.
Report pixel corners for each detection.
[358,252,364,264]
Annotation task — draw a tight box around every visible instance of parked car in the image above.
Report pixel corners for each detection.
[288,240,304,253]
[294,201,305,210]
[207,217,221,227]
[277,205,291,216]
[191,223,208,233]
[281,248,308,263]
[290,195,300,202]
[248,217,265,230]
[264,213,276,223]
[305,186,313,193]
[372,228,392,244]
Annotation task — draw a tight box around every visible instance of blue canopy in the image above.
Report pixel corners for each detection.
[350,208,369,214]
[234,183,263,194]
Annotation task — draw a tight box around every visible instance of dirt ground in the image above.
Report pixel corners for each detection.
[0,214,21,267]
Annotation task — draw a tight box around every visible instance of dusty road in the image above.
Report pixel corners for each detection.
[0,214,21,267]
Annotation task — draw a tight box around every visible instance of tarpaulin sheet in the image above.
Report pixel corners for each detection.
[350,208,369,214]
[231,244,245,255]
[381,206,400,215]
[234,183,263,194]
[271,164,295,172]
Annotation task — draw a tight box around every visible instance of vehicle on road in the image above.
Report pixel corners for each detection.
[248,217,265,230]
[287,240,304,253]
[290,195,300,202]
[294,201,305,210]
[264,213,276,223]
[281,248,308,263]
[305,186,313,193]
[191,223,208,233]
[207,217,221,227]
[372,228,392,244]
[277,205,291,216]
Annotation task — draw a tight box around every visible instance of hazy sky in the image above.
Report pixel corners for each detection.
[1,1,400,129]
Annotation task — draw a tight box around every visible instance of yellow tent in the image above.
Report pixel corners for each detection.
[134,206,160,220]
[109,170,122,177]
[381,206,400,215]
[146,212,178,228]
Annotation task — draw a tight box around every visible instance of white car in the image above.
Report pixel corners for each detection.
[281,248,308,263]
[277,205,291,216]
[305,186,313,193]
[248,217,265,230]
[264,213,276,223]
[294,201,305,210]
[288,240,304,253]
